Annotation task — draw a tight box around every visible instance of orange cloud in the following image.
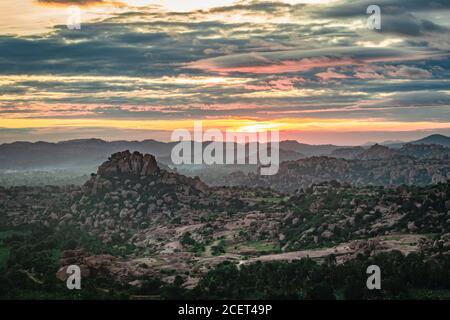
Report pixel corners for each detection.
[36,0,125,7]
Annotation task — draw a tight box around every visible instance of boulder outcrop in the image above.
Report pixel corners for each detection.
[97,150,159,177]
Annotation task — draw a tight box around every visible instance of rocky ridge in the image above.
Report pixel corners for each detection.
[217,156,450,193]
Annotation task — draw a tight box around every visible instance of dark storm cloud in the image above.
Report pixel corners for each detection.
[0,18,259,77]
[374,14,448,36]
[316,0,449,36]
[0,30,195,77]
[376,91,450,108]
[319,0,450,18]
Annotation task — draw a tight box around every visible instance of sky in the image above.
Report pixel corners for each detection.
[0,0,449,145]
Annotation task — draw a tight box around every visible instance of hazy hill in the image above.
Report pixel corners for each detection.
[388,134,450,148]
[331,142,450,161]
[410,134,450,147]
[0,139,175,170]
[279,140,344,156]
[0,139,336,171]
[359,144,398,160]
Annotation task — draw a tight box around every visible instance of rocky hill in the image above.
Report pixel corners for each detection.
[70,150,212,244]
[400,143,450,160]
[410,134,450,147]
[330,146,365,159]
[4,151,292,252]
[216,156,450,192]
[359,144,398,160]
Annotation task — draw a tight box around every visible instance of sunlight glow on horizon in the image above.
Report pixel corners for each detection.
[2,118,450,135]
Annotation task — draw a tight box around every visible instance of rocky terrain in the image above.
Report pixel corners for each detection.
[278,181,450,251]
[1,151,292,287]
[1,150,450,295]
[215,148,450,192]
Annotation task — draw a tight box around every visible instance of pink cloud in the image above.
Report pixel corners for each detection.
[245,77,305,91]
[384,65,432,78]
[186,57,357,75]
[352,64,432,79]
[353,72,384,79]
[315,69,349,81]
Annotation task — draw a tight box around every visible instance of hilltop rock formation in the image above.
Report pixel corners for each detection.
[98,150,159,177]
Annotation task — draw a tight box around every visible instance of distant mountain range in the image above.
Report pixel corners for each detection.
[404,134,450,147]
[0,134,449,172]
[385,134,450,148]
[0,139,175,171]
[0,138,334,171]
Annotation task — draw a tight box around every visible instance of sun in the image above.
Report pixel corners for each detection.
[237,122,285,133]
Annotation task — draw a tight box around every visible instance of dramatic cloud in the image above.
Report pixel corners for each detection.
[316,68,349,81]
[319,0,450,17]
[384,65,432,78]
[185,47,442,75]
[0,0,449,144]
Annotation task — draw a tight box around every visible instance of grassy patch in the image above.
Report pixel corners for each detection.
[262,197,285,204]
[230,241,278,254]
[50,249,61,265]
[410,289,450,300]
[0,230,15,240]
[249,241,278,252]
[0,248,10,268]
[211,240,226,256]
